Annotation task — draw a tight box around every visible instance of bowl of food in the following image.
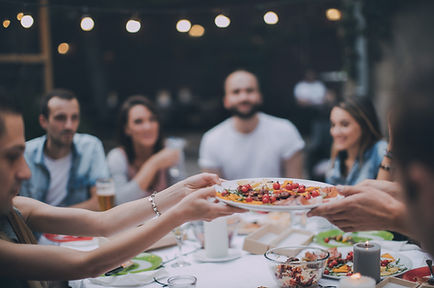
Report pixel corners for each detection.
[264,246,329,288]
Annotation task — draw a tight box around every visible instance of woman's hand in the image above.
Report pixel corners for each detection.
[149,148,180,170]
[172,185,245,222]
[155,173,221,213]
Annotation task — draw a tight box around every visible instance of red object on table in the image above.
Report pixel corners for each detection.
[402,266,433,282]
[43,233,93,242]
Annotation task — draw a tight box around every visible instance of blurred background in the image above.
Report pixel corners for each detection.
[0,0,419,175]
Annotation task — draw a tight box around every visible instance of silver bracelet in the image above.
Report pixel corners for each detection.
[147,192,161,217]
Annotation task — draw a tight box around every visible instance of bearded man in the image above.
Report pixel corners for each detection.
[199,69,304,179]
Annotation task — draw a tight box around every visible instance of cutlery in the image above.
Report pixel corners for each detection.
[426,259,434,285]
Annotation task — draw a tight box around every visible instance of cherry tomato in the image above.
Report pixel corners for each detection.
[299,185,305,193]
[246,196,253,202]
[346,273,353,276]
[328,262,335,268]
[221,190,228,197]
[241,185,249,193]
[285,184,292,190]
[311,190,320,197]
[304,194,311,200]
[270,196,277,203]
[323,270,330,275]
[245,184,252,190]
[293,183,299,188]
[324,237,330,243]
[273,182,280,190]
[262,196,270,204]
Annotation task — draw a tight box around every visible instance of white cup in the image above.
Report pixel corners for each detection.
[204,217,229,258]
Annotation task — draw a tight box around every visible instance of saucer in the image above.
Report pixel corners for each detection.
[193,248,241,263]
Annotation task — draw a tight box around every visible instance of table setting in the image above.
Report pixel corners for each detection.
[62,178,432,288]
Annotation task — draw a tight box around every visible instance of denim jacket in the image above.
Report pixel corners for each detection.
[326,140,388,186]
[20,133,109,206]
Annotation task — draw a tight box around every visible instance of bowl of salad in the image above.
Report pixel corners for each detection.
[264,246,329,288]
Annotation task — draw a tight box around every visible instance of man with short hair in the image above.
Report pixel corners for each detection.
[20,89,109,210]
[199,70,305,179]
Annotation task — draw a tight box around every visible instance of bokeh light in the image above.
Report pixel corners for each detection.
[3,19,11,28]
[57,43,70,55]
[17,12,24,21]
[264,11,279,25]
[176,19,191,33]
[126,19,141,33]
[326,8,342,21]
[20,14,34,29]
[215,14,230,28]
[189,24,205,37]
[80,16,94,31]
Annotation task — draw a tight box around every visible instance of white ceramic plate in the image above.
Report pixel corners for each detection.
[323,247,412,280]
[193,248,242,263]
[216,178,342,211]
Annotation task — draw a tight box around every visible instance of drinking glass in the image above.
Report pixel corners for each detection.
[96,178,115,211]
[167,275,197,288]
[171,223,191,267]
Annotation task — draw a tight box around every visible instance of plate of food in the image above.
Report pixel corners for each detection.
[315,230,394,248]
[323,247,411,279]
[402,266,434,284]
[215,178,342,211]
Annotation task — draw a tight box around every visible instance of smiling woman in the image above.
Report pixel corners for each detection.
[107,95,183,204]
[325,96,387,186]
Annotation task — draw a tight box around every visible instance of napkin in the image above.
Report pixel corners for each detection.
[374,240,407,251]
[88,268,168,287]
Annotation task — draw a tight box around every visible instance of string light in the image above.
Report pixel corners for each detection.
[215,14,230,28]
[57,42,70,54]
[264,11,279,25]
[326,8,342,21]
[176,19,191,33]
[20,14,34,28]
[3,19,11,28]
[189,24,205,37]
[126,18,141,33]
[80,16,94,31]
[17,12,24,21]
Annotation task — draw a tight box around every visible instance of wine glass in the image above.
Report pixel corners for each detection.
[171,223,191,268]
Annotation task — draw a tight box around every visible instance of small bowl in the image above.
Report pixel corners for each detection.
[264,246,329,288]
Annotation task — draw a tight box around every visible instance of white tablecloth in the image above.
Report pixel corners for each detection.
[63,214,429,288]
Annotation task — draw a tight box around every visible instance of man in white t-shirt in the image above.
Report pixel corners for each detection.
[199,70,305,179]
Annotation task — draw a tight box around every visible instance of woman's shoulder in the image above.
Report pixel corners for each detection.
[107,147,128,162]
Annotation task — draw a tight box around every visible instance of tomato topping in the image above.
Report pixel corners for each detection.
[262,196,270,204]
[311,190,320,197]
[221,190,228,197]
[324,237,330,243]
[246,196,253,202]
[285,184,292,190]
[241,185,249,193]
[270,196,277,203]
[304,194,311,200]
[299,185,305,193]
[273,182,280,190]
[323,270,330,275]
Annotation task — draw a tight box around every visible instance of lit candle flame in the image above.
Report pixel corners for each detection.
[351,273,361,280]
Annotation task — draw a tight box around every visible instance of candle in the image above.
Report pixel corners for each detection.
[353,242,381,282]
[339,273,376,288]
[204,217,228,258]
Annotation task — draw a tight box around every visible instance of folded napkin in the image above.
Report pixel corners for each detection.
[374,240,407,251]
[89,268,168,287]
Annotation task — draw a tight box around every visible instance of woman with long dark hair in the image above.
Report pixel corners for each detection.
[107,95,181,204]
[326,96,387,185]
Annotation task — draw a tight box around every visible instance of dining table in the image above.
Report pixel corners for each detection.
[50,213,429,288]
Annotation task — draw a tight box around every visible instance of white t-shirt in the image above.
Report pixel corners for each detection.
[294,80,326,105]
[198,112,305,179]
[44,153,72,206]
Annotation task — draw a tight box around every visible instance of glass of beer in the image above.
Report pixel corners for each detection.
[96,178,115,211]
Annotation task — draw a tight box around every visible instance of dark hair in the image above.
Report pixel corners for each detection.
[117,95,164,164]
[0,88,22,138]
[41,89,77,118]
[330,96,383,175]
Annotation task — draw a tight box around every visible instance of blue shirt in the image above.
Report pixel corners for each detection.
[20,133,109,206]
[326,140,388,186]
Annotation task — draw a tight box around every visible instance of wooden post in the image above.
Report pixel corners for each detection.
[39,0,53,92]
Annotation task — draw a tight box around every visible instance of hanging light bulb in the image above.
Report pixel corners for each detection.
[80,16,94,31]
[20,14,34,28]
[17,12,24,21]
[3,19,11,28]
[176,19,191,33]
[126,18,141,33]
[215,14,230,28]
[263,11,279,25]
[189,24,205,37]
[57,43,70,55]
[326,8,342,21]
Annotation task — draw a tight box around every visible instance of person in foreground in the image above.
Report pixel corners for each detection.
[107,95,182,204]
[0,93,243,287]
[310,2,434,255]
